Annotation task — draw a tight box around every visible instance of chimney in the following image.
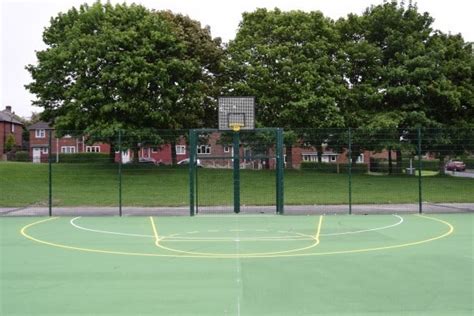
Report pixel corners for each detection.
[5,105,12,112]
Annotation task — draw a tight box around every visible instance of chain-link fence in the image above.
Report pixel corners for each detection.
[1,128,472,216]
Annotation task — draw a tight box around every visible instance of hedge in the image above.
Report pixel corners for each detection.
[15,151,30,162]
[370,158,441,172]
[463,158,474,169]
[300,162,368,174]
[58,153,110,163]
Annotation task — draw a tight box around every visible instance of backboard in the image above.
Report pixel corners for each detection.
[218,97,255,131]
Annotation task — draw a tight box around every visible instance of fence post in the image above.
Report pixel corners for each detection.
[48,129,53,216]
[348,128,352,215]
[118,130,122,216]
[417,128,423,214]
[189,129,196,216]
[276,128,284,215]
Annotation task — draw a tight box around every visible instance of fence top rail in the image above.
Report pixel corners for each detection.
[191,127,282,133]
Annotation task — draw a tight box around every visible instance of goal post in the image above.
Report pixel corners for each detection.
[189,97,283,215]
[189,127,284,216]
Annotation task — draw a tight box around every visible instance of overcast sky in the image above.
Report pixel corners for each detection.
[1,0,473,118]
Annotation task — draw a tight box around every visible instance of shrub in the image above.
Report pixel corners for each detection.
[58,153,110,163]
[300,162,338,173]
[339,163,368,174]
[300,162,368,174]
[463,158,474,169]
[14,151,30,162]
[5,134,16,152]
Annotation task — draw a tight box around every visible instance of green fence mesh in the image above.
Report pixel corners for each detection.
[1,128,472,216]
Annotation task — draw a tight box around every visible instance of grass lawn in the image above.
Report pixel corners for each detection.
[0,162,473,207]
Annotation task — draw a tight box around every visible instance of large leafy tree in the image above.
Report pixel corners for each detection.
[224,9,346,167]
[26,2,223,162]
[336,1,473,172]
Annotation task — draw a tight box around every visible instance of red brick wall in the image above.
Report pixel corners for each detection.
[1,122,23,153]
[29,130,112,161]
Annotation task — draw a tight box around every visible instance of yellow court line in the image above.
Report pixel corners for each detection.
[315,215,324,241]
[19,214,454,259]
[149,216,160,244]
[153,215,323,257]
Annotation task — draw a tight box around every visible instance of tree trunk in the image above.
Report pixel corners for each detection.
[285,145,293,169]
[317,145,322,163]
[388,147,393,175]
[109,144,116,163]
[395,149,402,174]
[171,139,177,165]
[132,146,139,163]
[438,154,446,175]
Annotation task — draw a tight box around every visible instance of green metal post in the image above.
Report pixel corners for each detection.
[348,128,352,215]
[189,130,196,216]
[417,128,423,214]
[276,128,284,214]
[118,130,122,216]
[233,131,240,213]
[48,130,52,216]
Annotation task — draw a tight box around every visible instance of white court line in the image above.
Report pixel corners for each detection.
[70,215,404,239]
[70,217,153,238]
[320,215,404,236]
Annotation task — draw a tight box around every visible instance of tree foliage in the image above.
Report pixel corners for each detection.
[225,8,345,129]
[26,2,223,161]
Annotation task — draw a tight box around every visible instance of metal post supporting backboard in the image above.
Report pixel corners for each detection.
[233,130,240,213]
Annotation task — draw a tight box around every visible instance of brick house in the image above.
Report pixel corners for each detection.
[0,106,24,157]
[28,122,111,162]
[26,124,396,168]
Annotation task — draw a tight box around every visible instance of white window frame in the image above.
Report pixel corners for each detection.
[176,145,186,155]
[61,146,76,154]
[331,155,337,162]
[357,154,364,164]
[223,146,230,153]
[35,129,45,138]
[86,146,100,153]
[41,147,49,154]
[11,124,15,133]
[151,147,158,153]
[197,145,211,155]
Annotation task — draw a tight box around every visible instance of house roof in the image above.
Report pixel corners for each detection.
[0,110,23,125]
[28,121,54,130]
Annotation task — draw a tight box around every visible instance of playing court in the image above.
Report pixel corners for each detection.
[1,213,472,315]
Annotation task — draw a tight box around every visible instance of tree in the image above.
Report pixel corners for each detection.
[26,2,223,162]
[224,9,346,167]
[336,1,474,172]
[5,134,16,153]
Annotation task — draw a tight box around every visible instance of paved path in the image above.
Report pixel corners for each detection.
[1,203,473,216]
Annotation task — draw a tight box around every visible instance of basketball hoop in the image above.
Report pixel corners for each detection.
[229,123,243,132]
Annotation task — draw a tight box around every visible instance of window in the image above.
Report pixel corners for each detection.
[176,145,186,155]
[11,124,14,133]
[35,129,45,138]
[223,146,230,153]
[331,156,337,162]
[197,145,211,155]
[41,147,49,154]
[151,147,158,153]
[302,154,318,162]
[86,146,100,153]
[357,154,364,164]
[61,146,76,153]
